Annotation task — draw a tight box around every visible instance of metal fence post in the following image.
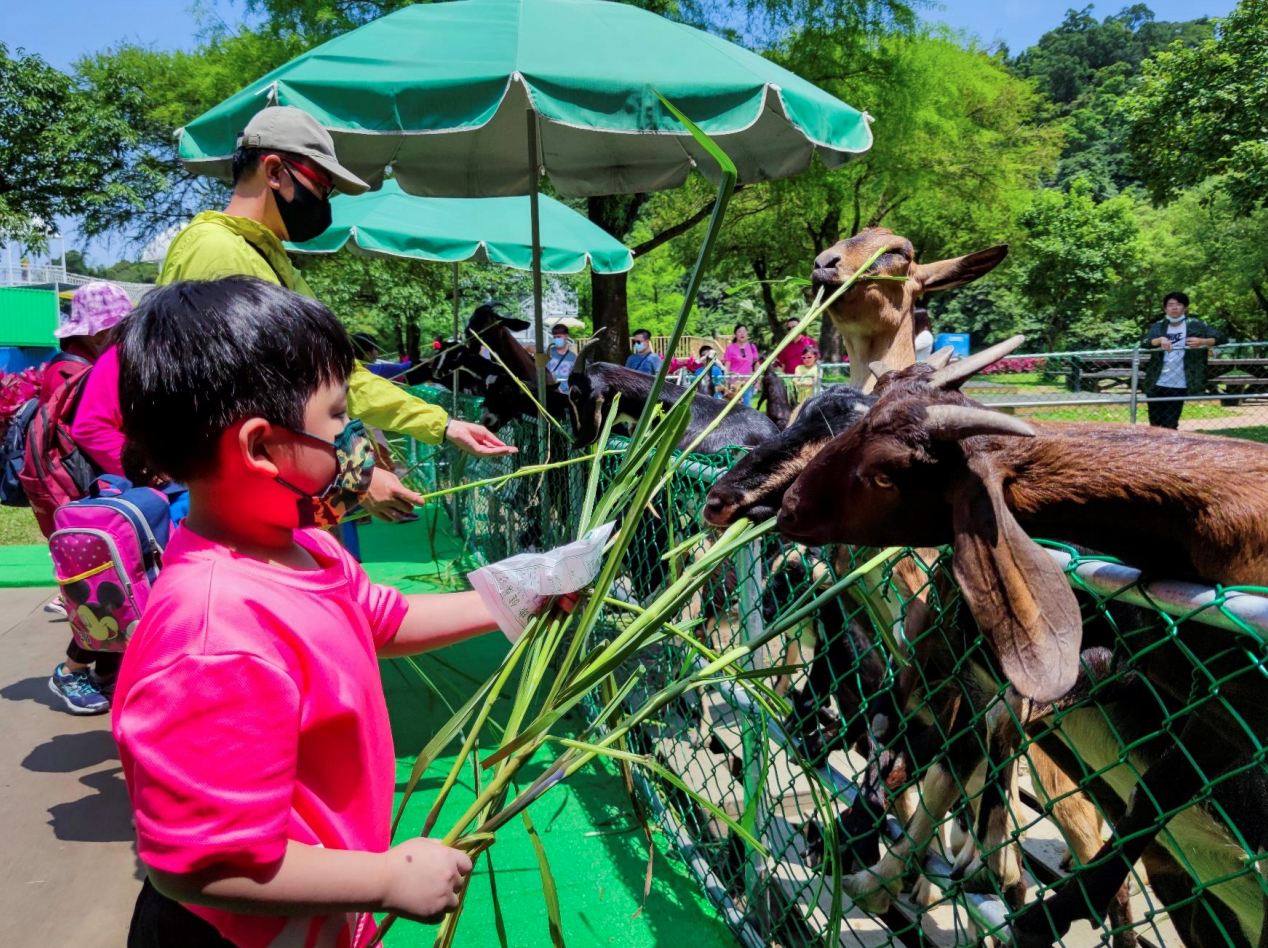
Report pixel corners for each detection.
[734,538,768,922]
[1129,344,1143,425]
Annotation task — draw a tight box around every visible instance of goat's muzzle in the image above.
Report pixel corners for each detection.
[777,483,830,544]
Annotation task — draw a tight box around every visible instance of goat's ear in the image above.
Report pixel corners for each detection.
[914,245,1009,294]
[499,316,532,332]
[948,462,1081,703]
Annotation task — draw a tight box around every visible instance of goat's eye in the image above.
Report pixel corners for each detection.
[872,473,894,489]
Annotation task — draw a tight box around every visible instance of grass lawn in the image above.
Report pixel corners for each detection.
[0,505,45,546]
[1021,402,1237,424]
[1199,425,1268,443]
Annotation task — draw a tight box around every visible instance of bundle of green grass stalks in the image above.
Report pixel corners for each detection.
[376,105,901,947]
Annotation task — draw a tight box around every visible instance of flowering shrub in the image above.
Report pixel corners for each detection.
[977,357,1046,376]
[0,367,42,440]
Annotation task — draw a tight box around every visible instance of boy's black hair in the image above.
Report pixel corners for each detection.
[1164,291,1190,308]
[232,146,266,185]
[632,328,652,339]
[117,277,355,483]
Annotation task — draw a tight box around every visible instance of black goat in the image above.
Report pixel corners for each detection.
[703,384,876,527]
[462,302,570,432]
[568,362,780,455]
[757,370,793,431]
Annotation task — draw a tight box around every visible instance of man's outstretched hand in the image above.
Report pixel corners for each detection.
[446,420,518,457]
[362,468,424,522]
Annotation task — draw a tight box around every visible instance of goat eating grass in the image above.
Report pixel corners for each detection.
[778,335,1268,948]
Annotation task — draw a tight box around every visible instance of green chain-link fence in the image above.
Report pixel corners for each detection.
[387,404,1268,948]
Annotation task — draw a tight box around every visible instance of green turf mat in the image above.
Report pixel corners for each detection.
[0,543,52,587]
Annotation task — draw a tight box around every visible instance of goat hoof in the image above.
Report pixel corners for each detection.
[843,871,899,915]
[909,875,941,908]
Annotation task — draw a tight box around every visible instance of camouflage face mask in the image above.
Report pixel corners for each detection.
[275,418,376,528]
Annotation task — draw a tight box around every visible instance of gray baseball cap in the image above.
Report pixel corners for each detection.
[238,106,369,196]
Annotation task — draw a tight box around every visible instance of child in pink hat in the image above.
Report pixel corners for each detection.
[43,282,134,714]
[56,281,133,349]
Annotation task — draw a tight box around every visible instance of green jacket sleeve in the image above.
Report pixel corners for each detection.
[347,364,449,445]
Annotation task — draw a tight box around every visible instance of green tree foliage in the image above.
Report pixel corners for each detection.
[1011,179,1142,351]
[1011,4,1214,197]
[73,30,307,242]
[643,28,1059,353]
[0,44,140,250]
[1123,0,1268,213]
[1130,178,1268,339]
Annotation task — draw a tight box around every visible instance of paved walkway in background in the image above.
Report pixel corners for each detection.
[0,586,141,948]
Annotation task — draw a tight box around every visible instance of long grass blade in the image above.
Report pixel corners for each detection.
[485,847,510,948]
[552,737,769,856]
[626,92,738,450]
[469,327,571,439]
[578,392,622,535]
[600,674,656,918]
[522,810,567,948]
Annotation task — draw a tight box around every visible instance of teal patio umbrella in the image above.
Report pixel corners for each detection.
[286,180,633,275]
[285,179,632,347]
[177,0,872,397]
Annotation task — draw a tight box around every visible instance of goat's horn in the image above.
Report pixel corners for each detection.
[926,346,955,370]
[869,360,892,382]
[924,404,1036,441]
[928,335,1026,390]
[574,327,611,375]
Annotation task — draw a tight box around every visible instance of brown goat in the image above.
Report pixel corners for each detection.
[811,228,1008,392]
[778,336,1268,948]
[779,336,1268,698]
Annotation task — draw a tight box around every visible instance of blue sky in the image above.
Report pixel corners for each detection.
[6,0,1241,260]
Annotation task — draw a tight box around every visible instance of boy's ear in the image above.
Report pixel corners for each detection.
[232,418,280,478]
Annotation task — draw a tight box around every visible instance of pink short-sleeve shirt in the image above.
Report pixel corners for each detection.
[112,526,408,948]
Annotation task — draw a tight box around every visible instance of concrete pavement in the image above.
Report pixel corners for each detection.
[0,586,141,948]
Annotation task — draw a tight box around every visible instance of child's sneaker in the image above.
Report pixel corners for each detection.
[43,598,67,618]
[48,664,110,715]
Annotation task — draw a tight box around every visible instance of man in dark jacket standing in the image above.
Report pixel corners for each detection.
[1141,292,1226,429]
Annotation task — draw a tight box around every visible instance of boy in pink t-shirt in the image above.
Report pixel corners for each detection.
[112,277,552,948]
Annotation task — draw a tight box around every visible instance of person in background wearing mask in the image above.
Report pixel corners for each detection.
[912,308,934,363]
[723,324,761,407]
[625,329,661,375]
[774,317,814,374]
[156,106,514,523]
[547,324,577,393]
[1142,291,1226,429]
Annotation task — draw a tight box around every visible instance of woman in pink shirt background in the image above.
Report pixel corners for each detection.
[112,278,558,948]
[722,323,761,407]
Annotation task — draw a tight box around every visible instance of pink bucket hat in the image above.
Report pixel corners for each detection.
[56,282,134,338]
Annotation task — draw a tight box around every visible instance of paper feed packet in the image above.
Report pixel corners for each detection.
[468,522,615,642]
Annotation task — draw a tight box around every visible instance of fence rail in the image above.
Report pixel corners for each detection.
[389,386,1268,948]
[698,341,1268,439]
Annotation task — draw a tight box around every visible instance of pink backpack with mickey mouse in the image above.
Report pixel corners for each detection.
[49,477,175,653]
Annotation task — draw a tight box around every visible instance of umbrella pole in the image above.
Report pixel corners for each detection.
[527,110,547,410]
[451,262,461,407]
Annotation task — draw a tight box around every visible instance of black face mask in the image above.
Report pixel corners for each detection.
[274,168,332,243]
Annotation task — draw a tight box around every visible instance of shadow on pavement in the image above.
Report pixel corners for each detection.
[1,674,61,710]
[46,766,135,844]
[23,729,118,774]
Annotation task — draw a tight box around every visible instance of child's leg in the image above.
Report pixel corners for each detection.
[49,640,110,715]
[128,878,236,948]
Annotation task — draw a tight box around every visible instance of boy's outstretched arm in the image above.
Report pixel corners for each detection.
[149,837,471,924]
[377,591,500,657]
[379,591,576,657]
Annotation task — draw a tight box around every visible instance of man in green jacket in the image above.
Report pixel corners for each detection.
[158,106,515,519]
[1141,291,1227,429]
